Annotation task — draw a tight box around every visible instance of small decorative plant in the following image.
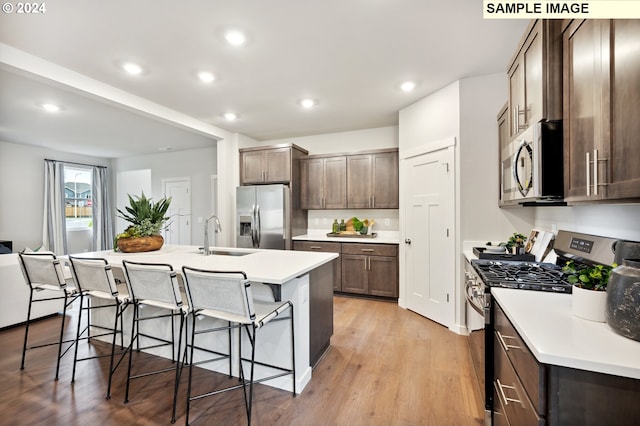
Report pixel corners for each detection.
[502,232,527,250]
[115,192,171,249]
[562,260,617,291]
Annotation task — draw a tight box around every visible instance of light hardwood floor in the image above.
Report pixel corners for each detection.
[0,295,484,425]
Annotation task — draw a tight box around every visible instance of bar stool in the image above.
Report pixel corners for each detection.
[121,260,188,423]
[181,266,296,426]
[67,256,130,399]
[18,252,80,381]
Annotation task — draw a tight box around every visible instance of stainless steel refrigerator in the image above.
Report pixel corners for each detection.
[236,184,292,250]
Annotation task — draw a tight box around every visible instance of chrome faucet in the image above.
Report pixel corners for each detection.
[203,215,222,256]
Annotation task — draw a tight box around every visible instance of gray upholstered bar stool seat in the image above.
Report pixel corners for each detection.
[122,260,189,423]
[67,256,130,399]
[181,267,296,426]
[18,252,80,381]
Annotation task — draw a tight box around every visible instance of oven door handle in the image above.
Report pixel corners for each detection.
[465,280,484,316]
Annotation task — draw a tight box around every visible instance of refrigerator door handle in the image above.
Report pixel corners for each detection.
[251,204,257,247]
[255,204,261,248]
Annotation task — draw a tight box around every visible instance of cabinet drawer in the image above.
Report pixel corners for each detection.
[494,303,546,416]
[341,243,397,257]
[293,241,341,253]
[494,333,544,426]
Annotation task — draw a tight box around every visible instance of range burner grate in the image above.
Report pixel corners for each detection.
[471,259,572,293]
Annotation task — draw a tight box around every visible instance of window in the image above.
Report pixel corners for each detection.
[64,166,92,230]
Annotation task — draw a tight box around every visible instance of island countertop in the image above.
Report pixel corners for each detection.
[492,287,640,379]
[70,245,338,284]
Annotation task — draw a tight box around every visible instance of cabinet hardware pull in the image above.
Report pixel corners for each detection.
[496,379,523,406]
[361,249,374,252]
[586,151,591,196]
[593,149,598,196]
[497,331,521,351]
[372,195,375,207]
[310,246,322,250]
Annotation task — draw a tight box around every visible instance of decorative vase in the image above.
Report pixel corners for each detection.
[572,285,607,322]
[117,235,164,253]
[606,259,640,342]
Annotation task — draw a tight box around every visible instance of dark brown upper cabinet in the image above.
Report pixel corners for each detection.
[300,156,347,209]
[507,20,562,139]
[347,149,399,209]
[563,19,640,203]
[239,144,308,185]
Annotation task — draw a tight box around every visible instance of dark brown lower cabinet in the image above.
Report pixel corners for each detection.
[340,243,398,298]
[294,240,398,299]
[494,301,640,425]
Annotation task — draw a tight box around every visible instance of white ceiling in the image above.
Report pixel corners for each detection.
[0,1,527,158]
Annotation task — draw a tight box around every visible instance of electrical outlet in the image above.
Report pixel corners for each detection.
[322,218,328,225]
[384,218,390,226]
[314,218,319,225]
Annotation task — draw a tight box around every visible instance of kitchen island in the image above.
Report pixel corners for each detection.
[71,245,338,393]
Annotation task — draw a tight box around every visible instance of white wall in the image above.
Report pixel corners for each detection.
[0,140,110,252]
[534,204,640,242]
[112,146,217,245]
[458,74,535,242]
[257,126,398,154]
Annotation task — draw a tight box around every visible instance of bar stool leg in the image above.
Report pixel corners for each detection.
[20,289,35,371]
[54,292,70,381]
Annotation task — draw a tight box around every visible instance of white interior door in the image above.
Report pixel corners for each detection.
[404,147,454,328]
[163,178,191,245]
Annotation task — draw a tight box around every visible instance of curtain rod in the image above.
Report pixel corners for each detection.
[45,159,107,169]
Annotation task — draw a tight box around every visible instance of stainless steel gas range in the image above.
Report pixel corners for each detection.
[465,230,618,425]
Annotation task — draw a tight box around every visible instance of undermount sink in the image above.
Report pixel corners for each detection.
[197,248,251,256]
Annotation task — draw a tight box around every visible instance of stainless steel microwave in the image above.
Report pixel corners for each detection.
[500,120,564,205]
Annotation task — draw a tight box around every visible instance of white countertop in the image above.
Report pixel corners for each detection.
[492,287,640,379]
[293,230,399,244]
[69,245,338,285]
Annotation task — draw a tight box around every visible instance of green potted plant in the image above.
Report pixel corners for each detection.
[563,260,617,322]
[503,232,527,253]
[115,192,172,253]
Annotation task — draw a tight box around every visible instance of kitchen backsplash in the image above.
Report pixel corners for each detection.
[307,209,399,232]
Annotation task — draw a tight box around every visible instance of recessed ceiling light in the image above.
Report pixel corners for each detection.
[41,103,61,112]
[299,99,317,109]
[122,62,144,75]
[400,81,416,92]
[223,112,239,121]
[197,71,215,83]
[224,30,246,46]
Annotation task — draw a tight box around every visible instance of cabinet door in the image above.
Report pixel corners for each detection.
[300,158,325,209]
[563,19,604,202]
[241,151,266,184]
[341,254,367,294]
[368,256,398,298]
[607,20,640,200]
[264,148,291,183]
[347,154,373,208]
[523,29,543,126]
[509,61,526,138]
[324,157,347,209]
[372,152,399,208]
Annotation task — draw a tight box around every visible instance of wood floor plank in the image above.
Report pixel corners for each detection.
[0,295,483,425]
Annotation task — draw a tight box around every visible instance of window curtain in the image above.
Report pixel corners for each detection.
[42,159,68,254]
[92,166,114,251]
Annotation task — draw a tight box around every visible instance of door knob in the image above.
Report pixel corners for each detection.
[405,239,412,244]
